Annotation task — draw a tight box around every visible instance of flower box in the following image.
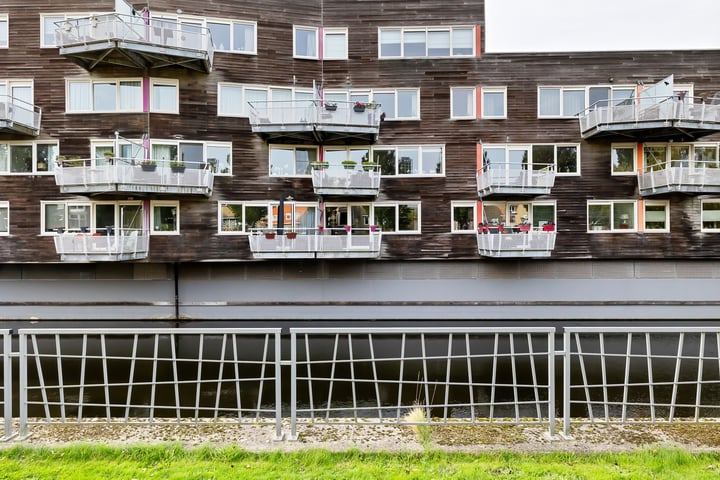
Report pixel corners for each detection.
[141,163,157,172]
[325,103,337,111]
[286,232,297,239]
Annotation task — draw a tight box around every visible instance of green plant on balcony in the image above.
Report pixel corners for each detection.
[170,160,186,173]
[362,161,378,171]
[140,160,157,171]
[342,160,357,170]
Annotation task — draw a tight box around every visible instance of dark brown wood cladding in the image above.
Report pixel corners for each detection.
[1,0,720,263]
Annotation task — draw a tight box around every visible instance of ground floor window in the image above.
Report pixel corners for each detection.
[588,201,636,232]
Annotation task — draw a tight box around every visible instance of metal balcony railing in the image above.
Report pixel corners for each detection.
[311,163,381,196]
[53,228,149,262]
[54,157,214,196]
[477,162,555,197]
[55,14,214,72]
[248,100,382,143]
[637,160,720,196]
[248,227,382,259]
[579,95,720,140]
[0,95,41,136]
[476,226,556,258]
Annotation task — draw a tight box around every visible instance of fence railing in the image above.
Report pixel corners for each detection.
[2,327,720,441]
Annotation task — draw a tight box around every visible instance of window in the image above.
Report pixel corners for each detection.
[0,16,7,48]
[220,202,318,234]
[373,203,421,233]
[151,201,179,234]
[373,145,444,176]
[0,201,8,234]
[378,26,474,58]
[483,144,579,175]
[481,87,506,118]
[451,202,476,233]
[701,200,720,231]
[206,20,256,54]
[695,144,719,169]
[269,145,317,176]
[612,144,636,175]
[538,87,585,117]
[294,26,318,59]
[217,84,314,117]
[323,147,370,169]
[588,201,636,232]
[644,201,669,232]
[482,201,555,230]
[371,89,419,120]
[323,28,348,60]
[207,143,232,175]
[150,79,178,113]
[41,15,64,47]
[67,78,143,113]
[42,201,144,235]
[0,141,58,174]
[451,88,475,119]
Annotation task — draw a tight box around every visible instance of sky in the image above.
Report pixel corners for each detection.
[485,0,720,53]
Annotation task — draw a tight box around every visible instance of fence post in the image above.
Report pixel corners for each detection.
[289,330,298,440]
[563,329,571,437]
[274,331,282,441]
[547,330,555,437]
[3,331,11,440]
[18,332,27,438]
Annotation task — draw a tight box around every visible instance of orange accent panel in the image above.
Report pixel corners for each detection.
[637,200,644,232]
[475,25,482,57]
[477,200,483,224]
[476,142,483,172]
[476,86,482,119]
[637,143,643,173]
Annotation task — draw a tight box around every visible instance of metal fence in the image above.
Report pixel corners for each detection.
[0,327,719,441]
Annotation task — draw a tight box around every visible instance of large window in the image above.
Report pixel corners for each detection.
[587,201,636,232]
[0,201,8,234]
[370,89,419,120]
[539,85,635,118]
[0,16,7,48]
[269,145,317,176]
[481,87,507,118]
[451,201,477,233]
[482,201,555,230]
[294,26,318,59]
[482,144,579,174]
[372,203,421,233]
[323,28,348,60]
[701,200,720,232]
[66,79,142,112]
[373,145,444,176]
[217,84,313,117]
[451,88,475,119]
[644,201,669,232]
[150,79,179,113]
[42,201,143,235]
[379,26,474,58]
[206,19,256,54]
[642,142,720,172]
[219,202,318,234]
[41,15,64,47]
[0,141,58,174]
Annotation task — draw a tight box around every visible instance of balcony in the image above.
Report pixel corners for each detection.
[476,227,556,258]
[311,163,380,196]
[248,101,382,144]
[638,161,720,196]
[477,163,555,197]
[54,229,149,262]
[579,96,720,141]
[248,228,382,259]
[0,96,41,136]
[55,14,213,73]
[54,158,214,196]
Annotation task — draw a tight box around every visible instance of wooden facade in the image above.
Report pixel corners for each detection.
[1,0,720,269]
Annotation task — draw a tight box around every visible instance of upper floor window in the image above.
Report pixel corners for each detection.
[451,88,475,119]
[373,202,421,233]
[612,143,637,175]
[379,26,474,58]
[151,201,180,235]
[41,14,64,47]
[269,145,317,176]
[67,78,177,114]
[643,142,720,172]
[373,145,444,176]
[0,201,8,234]
[323,28,348,60]
[206,19,256,54]
[367,89,419,120]
[294,26,318,59]
[482,144,579,175]
[644,201,669,232]
[482,87,507,119]
[539,85,635,118]
[0,15,8,48]
[482,201,556,231]
[219,201,318,234]
[0,141,57,174]
[41,201,143,235]
[218,84,313,117]
[587,200,636,232]
[150,79,179,113]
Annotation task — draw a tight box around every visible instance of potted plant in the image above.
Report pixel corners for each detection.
[170,161,185,173]
[362,161,378,172]
[140,160,157,172]
[324,102,337,111]
[353,101,366,113]
[342,160,357,170]
[311,161,327,170]
[286,231,297,239]
[264,230,276,239]
[344,225,352,233]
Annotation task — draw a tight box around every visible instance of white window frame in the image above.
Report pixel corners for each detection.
[0,15,8,48]
[450,87,476,119]
[66,77,144,113]
[151,200,180,235]
[701,199,720,232]
[611,143,637,175]
[371,88,420,120]
[323,28,348,60]
[269,144,318,176]
[481,87,507,119]
[40,14,65,48]
[217,83,314,117]
[372,145,445,177]
[378,26,475,58]
[0,140,59,175]
[483,143,580,176]
[293,25,319,59]
[206,142,232,175]
[372,202,422,234]
[451,201,477,233]
[587,200,637,233]
[206,18,257,54]
[149,78,179,114]
[644,200,670,232]
[0,201,8,234]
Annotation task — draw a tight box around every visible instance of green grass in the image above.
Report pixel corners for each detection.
[0,445,719,479]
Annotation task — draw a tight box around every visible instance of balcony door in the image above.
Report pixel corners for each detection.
[324,204,371,234]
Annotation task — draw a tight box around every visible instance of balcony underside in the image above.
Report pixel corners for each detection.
[251,124,379,145]
[0,120,38,137]
[59,41,212,72]
[249,233,382,260]
[582,121,720,142]
[477,232,556,258]
[54,233,149,262]
[638,167,720,196]
[478,186,552,197]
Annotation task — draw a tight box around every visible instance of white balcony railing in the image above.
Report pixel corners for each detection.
[579,96,720,139]
[53,229,149,262]
[55,14,214,72]
[476,228,556,258]
[248,228,382,259]
[477,163,555,197]
[311,163,381,196]
[637,160,720,195]
[0,95,41,135]
[54,158,214,196]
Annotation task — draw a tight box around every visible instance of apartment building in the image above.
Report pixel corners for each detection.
[1,0,719,326]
